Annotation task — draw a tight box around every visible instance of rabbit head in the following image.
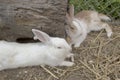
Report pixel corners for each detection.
[65,5,86,46]
[65,4,76,37]
[66,5,79,36]
[32,29,74,66]
[32,29,72,51]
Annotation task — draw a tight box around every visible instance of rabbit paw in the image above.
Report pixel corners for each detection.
[67,53,74,62]
[107,31,113,38]
[74,43,80,48]
[60,61,74,66]
[0,65,4,71]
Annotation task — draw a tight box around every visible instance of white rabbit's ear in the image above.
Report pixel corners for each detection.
[32,29,51,43]
[69,4,74,19]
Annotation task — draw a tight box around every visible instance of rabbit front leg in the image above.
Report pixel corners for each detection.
[90,22,112,38]
[59,61,74,66]
[0,65,4,71]
[74,33,87,47]
[67,53,74,62]
[100,22,112,38]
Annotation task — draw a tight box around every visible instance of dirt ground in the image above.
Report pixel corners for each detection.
[0,24,120,80]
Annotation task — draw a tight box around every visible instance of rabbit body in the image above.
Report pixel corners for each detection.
[66,5,113,47]
[75,10,112,34]
[0,29,74,71]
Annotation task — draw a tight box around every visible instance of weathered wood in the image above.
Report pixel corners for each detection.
[0,0,68,41]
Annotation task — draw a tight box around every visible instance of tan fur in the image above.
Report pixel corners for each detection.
[75,10,111,28]
[76,10,112,36]
[65,4,113,47]
[75,10,93,21]
[66,36,71,44]
[75,10,99,27]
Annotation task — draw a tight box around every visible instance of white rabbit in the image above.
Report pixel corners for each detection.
[0,29,74,71]
[65,4,113,47]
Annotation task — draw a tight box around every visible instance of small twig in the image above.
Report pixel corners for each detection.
[103,36,120,46]
[41,65,59,79]
[79,60,101,77]
[96,69,115,80]
[59,68,70,77]
[104,62,109,80]
[93,30,104,42]
[109,61,120,68]
[69,66,82,72]
[95,39,103,79]
[34,77,38,80]
[47,76,52,80]
[52,67,65,71]
[110,55,120,63]
[81,36,119,49]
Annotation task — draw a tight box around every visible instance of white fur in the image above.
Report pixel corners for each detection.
[71,19,87,47]
[66,4,113,47]
[0,29,74,71]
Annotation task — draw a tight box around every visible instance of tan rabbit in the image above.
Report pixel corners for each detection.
[65,4,112,47]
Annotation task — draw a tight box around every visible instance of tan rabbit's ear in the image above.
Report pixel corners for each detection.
[66,12,72,22]
[32,29,51,43]
[69,4,74,19]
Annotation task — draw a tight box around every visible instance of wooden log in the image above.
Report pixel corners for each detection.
[0,0,68,42]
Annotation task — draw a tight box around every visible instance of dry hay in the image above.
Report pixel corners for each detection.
[0,24,120,80]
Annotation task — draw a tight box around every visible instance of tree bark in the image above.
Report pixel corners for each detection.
[0,0,68,42]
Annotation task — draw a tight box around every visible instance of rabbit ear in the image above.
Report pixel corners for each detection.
[32,29,51,43]
[66,4,74,23]
[66,12,72,23]
[69,4,74,18]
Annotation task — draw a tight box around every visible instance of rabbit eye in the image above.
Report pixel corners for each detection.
[57,47,62,49]
[70,27,74,30]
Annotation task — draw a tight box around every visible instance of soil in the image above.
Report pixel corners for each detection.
[0,24,120,80]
